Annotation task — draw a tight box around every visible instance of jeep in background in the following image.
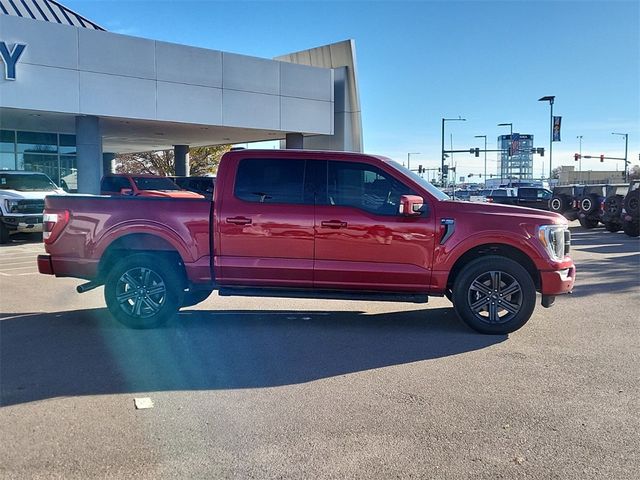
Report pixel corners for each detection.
[602,184,630,232]
[621,181,639,237]
[549,185,580,220]
[0,171,66,243]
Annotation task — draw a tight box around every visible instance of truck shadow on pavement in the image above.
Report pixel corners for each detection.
[0,307,504,406]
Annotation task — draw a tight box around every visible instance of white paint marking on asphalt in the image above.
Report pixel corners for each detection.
[0,260,37,266]
[134,398,154,409]
[0,266,38,271]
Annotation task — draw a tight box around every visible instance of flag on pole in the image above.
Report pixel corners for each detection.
[553,116,562,142]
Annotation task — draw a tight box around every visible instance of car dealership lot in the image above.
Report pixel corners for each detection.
[1,227,638,479]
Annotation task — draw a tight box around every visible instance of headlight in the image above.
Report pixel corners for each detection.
[4,199,20,213]
[538,224,570,261]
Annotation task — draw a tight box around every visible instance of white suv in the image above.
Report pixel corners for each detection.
[0,171,65,243]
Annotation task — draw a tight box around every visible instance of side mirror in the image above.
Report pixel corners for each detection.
[399,195,424,216]
[120,188,134,196]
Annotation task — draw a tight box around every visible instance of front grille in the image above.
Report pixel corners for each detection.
[17,200,45,214]
[564,229,571,255]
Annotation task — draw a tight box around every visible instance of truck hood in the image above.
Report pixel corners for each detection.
[0,189,66,200]
[439,200,567,225]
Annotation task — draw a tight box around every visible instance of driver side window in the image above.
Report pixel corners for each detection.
[327,161,415,215]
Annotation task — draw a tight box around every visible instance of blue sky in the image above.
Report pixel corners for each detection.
[65,0,639,177]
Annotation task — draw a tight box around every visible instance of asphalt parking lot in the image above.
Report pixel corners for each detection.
[1,226,638,479]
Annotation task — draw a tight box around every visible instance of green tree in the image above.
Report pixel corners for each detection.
[628,164,640,180]
[115,145,231,176]
[551,166,562,179]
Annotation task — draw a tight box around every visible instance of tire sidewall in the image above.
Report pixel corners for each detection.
[104,253,184,328]
[452,255,536,335]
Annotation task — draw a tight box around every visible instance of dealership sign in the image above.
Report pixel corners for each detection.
[0,42,26,81]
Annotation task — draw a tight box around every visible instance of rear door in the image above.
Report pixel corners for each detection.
[216,157,315,287]
[313,159,436,292]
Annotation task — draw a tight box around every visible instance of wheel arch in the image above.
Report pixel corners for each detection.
[98,233,187,286]
[446,243,541,292]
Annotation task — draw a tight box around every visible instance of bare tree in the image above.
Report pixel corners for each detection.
[116,145,231,176]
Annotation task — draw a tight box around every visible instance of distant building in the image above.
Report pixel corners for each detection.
[497,134,534,181]
[556,166,626,184]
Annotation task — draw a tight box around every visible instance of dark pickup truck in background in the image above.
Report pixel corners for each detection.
[38,149,575,335]
[486,187,552,211]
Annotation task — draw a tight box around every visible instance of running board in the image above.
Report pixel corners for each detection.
[218,287,429,304]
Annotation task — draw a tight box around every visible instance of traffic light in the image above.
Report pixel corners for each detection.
[507,147,512,156]
[442,165,449,176]
[474,148,480,157]
[574,153,580,161]
[538,148,545,157]
[600,154,604,162]
[418,165,423,174]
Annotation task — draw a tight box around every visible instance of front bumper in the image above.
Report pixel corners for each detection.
[540,263,576,296]
[1,215,43,233]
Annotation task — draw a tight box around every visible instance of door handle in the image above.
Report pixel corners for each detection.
[226,216,252,225]
[321,220,347,229]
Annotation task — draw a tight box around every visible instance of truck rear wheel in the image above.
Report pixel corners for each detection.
[452,256,536,335]
[604,221,621,233]
[0,222,9,244]
[578,216,600,229]
[104,253,184,328]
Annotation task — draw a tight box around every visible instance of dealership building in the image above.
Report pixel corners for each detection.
[0,0,362,193]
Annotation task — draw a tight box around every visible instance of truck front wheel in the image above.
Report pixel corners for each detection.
[104,253,184,328]
[452,256,536,335]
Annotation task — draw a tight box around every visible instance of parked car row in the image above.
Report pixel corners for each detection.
[549,181,639,237]
[454,187,553,211]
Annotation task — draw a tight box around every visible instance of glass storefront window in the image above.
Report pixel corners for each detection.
[17,131,58,154]
[18,153,60,184]
[59,134,77,154]
[60,155,77,192]
[0,152,16,170]
[1,130,15,152]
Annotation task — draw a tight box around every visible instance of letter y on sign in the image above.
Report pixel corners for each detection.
[0,42,27,81]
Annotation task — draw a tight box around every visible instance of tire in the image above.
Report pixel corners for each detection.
[550,194,570,214]
[604,221,621,233]
[603,194,623,221]
[104,253,184,328]
[181,289,213,308]
[622,220,639,237]
[451,255,536,335]
[623,189,639,217]
[579,194,599,214]
[0,222,9,244]
[578,215,600,229]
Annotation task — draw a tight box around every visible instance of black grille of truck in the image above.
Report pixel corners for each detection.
[17,200,45,214]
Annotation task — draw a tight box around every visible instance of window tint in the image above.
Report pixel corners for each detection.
[327,161,415,215]
[519,188,536,198]
[102,177,131,192]
[235,158,305,204]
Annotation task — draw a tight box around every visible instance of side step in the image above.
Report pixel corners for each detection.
[218,287,428,304]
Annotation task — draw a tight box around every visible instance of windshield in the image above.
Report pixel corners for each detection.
[0,173,58,192]
[132,176,181,191]
[385,161,450,201]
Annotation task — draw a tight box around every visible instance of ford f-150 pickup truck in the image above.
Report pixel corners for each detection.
[38,149,575,334]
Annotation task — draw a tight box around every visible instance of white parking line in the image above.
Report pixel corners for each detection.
[0,265,38,271]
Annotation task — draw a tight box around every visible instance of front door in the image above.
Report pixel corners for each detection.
[314,160,436,292]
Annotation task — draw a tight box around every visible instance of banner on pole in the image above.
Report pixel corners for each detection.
[553,116,562,142]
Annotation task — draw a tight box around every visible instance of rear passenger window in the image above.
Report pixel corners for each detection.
[101,177,130,192]
[235,158,305,204]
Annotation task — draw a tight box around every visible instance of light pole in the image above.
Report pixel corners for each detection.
[441,117,466,186]
[577,135,583,183]
[475,135,487,185]
[407,152,420,171]
[498,123,513,185]
[611,133,629,181]
[538,95,555,179]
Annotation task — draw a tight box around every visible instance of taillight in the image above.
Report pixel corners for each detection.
[486,198,493,203]
[43,210,70,244]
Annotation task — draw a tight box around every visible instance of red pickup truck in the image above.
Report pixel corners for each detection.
[38,149,575,334]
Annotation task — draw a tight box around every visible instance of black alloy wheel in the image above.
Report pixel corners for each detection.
[104,253,184,328]
[452,256,536,335]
